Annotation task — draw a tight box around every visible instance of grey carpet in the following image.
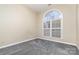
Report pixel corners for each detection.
[0,39,78,55]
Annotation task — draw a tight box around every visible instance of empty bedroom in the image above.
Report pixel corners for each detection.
[0,4,79,55]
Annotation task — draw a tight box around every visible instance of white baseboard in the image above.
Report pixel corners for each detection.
[0,38,36,49]
[37,37,77,47]
[0,37,78,50]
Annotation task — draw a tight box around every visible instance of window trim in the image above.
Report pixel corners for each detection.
[42,9,63,39]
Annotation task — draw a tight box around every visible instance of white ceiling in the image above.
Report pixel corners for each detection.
[26,4,48,13]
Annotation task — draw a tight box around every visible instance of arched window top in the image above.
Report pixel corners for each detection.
[43,9,63,22]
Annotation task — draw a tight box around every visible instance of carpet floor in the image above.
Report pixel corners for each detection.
[0,39,78,55]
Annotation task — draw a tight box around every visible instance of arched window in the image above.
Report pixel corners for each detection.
[43,9,63,38]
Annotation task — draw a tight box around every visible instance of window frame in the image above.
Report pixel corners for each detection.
[42,9,63,39]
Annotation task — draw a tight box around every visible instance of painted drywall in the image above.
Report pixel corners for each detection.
[77,4,79,48]
[38,4,77,45]
[0,5,37,47]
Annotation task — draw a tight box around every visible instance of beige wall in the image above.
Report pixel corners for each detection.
[38,4,77,44]
[77,5,79,48]
[0,5,38,47]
